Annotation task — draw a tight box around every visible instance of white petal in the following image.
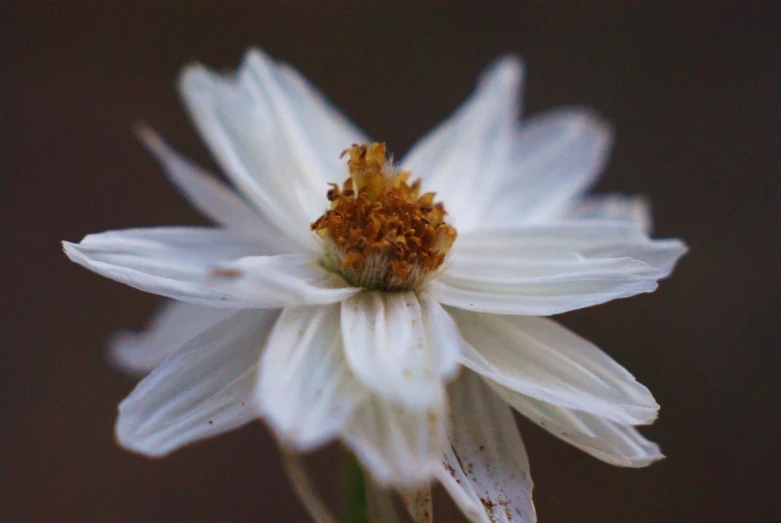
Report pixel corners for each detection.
[258,304,366,451]
[419,293,462,381]
[481,108,612,226]
[430,222,688,316]
[137,126,297,253]
[108,300,237,376]
[343,395,446,487]
[401,485,433,523]
[430,276,657,317]
[115,309,276,457]
[590,237,688,280]
[340,291,446,408]
[210,254,361,307]
[281,450,339,523]
[490,386,664,467]
[64,229,359,308]
[449,310,658,425]
[241,50,368,187]
[179,63,316,250]
[456,221,651,253]
[438,371,535,523]
[565,194,652,233]
[401,56,524,231]
[465,221,685,281]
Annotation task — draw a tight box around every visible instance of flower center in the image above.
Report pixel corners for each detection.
[311,143,457,291]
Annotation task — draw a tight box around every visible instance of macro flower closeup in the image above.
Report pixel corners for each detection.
[63,49,686,522]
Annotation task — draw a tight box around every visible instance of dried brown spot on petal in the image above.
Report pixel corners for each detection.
[210,266,243,279]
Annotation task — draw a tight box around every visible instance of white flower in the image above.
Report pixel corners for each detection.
[64,49,686,522]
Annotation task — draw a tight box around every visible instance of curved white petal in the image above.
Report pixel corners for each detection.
[438,371,535,523]
[453,221,684,271]
[480,108,612,226]
[430,276,657,317]
[109,300,237,376]
[449,310,658,425]
[565,194,652,233]
[137,125,297,253]
[419,293,463,381]
[179,50,368,250]
[590,237,688,280]
[179,64,315,250]
[64,229,359,308]
[340,291,448,408]
[242,50,368,186]
[463,221,685,281]
[431,222,688,315]
[115,309,276,457]
[490,385,664,467]
[210,254,360,307]
[343,394,446,487]
[258,304,366,451]
[401,56,524,231]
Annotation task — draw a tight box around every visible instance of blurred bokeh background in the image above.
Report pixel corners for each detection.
[2,2,780,522]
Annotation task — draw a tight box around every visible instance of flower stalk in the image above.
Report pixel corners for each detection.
[343,451,369,523]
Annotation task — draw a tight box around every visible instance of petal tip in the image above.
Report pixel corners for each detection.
[62,241,86,265]
[178,62,207,84]
[133,123,161,149]
[484,54,526,81]
[242,47,269,64]
[544,106,614,145]
[178,63,223,97]
[627,402,660,426]
[133,124,176,166]
[114,416,169,459]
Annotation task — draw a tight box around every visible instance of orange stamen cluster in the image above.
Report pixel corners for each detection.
[311,143,457,291]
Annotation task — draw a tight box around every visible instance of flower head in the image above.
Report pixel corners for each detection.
[64,49,686,522]
[313,142,456,291]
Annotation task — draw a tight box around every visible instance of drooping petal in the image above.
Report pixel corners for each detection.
[490,385,664,467]
[115,309,276,457]
[63,229,359,308]
[257,304,366,451]
[479,108,612,227]
[565,194,652,233]
[401,484,433,523]
[281,450,339,523]
[401,56,524,231]
[108,300,237,376]
[343,394,446,487]
[137,125,297,253]
[438,371,535,523]
[449,309,658,425]
[340,291,448,408]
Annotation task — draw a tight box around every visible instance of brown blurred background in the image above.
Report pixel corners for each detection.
[2,2,780,522]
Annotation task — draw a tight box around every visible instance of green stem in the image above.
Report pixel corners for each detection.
[343,451,369,523]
